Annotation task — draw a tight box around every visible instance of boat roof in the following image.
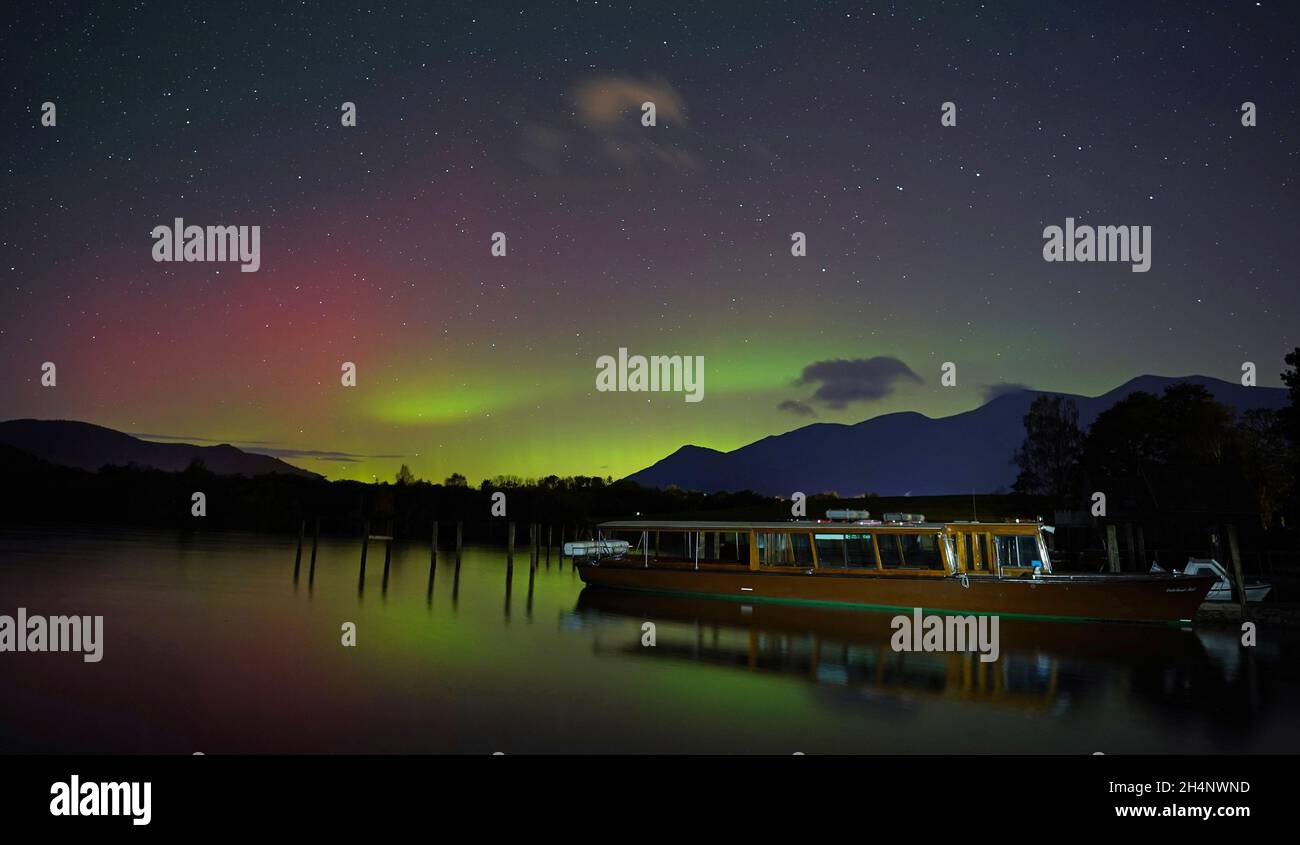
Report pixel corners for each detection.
[597,519,1006,531]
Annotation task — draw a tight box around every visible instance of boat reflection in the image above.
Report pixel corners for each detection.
[570,587,1255,720]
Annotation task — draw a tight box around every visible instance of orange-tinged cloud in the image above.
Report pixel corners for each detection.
[573,76,686,128]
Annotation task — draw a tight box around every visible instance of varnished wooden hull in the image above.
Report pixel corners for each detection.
[576,562,1215,623]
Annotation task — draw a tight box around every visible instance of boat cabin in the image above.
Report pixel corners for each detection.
[593,514,1051,578]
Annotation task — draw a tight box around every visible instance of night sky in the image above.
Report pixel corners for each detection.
[2,1,1297,483]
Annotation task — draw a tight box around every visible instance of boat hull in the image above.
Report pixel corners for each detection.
[576,563,1215,623]
[1206,583,1272,603]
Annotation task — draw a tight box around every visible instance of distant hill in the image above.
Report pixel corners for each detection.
[0,419,321,479]
[626,375,1289,496]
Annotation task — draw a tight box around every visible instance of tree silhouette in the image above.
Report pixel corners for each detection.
[1282,348,1300,530]
[1012,395,1084,503]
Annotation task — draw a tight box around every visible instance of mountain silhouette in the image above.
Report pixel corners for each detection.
[0,419,321,478]
[626,375,1288,496]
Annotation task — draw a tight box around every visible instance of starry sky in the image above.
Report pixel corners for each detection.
[2,1,1297,483]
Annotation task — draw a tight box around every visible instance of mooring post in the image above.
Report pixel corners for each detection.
[455,521,463,567]
[428,520,438,599]
[382,537,393,590]
[1227,523,1248,620]
[546,524,552,566]
[507,521,515,574]
[559,524,565,570]
[293,519,305,580]
[1105,524,1120,572]
[529,522,537,570]
[358,521,370,588]
[527,561,536,617]
[308,517,320,582]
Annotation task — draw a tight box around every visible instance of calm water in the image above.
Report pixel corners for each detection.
[1,527,1297,754]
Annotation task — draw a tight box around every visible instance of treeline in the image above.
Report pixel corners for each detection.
[1010,348,1300,568]
[0,442,1045,541]
[0,444,773,540]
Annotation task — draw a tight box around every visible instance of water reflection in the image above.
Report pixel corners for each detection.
[569,587,1288,736]
[1,527,1296,754]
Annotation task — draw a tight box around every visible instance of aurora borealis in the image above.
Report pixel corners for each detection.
[2,1,1297,484]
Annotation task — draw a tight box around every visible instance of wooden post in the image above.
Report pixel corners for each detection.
[504,570,512,618]
[1124,523,1135,570]
[455,521,463,563]
[546,524,552,566]
[530,523,537,570]
[1136,525,1147,570]
[507,521,515,573]
[293,519,305,580]
[358,522,370,588]
[1227,524,1248,619]
[559,524,565,570]
[526,558,536,617]
[1105,524,1120,573]
[382,538,393,590]
[429,519,438,600]
[308,517,320,582]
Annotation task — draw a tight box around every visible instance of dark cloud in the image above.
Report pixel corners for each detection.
[133,433,402,462]
[777,399,817,417]
[133,432,279,446]
[251,447,406,462]
[793,357,923,409]
[981,382,1033,403]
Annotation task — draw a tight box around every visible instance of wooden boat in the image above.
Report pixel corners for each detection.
[572,513,1215,624]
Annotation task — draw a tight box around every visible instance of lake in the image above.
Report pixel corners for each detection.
[1,527,1297,754]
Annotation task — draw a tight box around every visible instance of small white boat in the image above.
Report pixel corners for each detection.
[1151,558,1272,603]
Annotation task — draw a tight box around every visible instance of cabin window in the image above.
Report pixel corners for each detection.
[815,533,876,568]
[994,535,1043,570]
[878,533,944,570]
[722,531,751,563]
[758,532,813,567]
[957,532,989,572]
[790,533,813,566]
[757,532,786,566]
[877,535,903,568]
[693,531,744,565]
[655,531,691,561]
